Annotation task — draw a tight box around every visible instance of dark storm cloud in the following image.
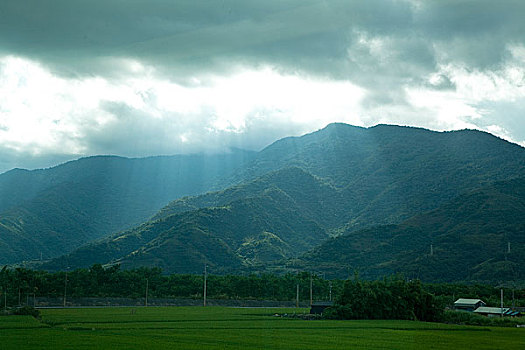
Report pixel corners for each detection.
[2,0,524,78]
[0,0,415,79]
[2,0,522,118]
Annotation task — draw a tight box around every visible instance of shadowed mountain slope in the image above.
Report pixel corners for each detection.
[226,124,525,230]
[297,177,525,283]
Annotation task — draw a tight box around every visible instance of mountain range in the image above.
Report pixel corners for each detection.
[2,123,524,283]
[0,151,254,263]
[294,176,525,283]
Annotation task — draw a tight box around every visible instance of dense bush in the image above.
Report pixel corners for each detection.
[12,306,40,318]
[325,276,442,321]
[441,310,522,327]
[0,306,40,318]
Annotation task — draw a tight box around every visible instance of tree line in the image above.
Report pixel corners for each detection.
[1,264,523,309]
[0,265,342,306]
[327,275,525,324]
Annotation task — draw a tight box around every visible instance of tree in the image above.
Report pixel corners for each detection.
[327,275,442,321]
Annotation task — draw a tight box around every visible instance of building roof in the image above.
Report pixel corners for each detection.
[454,298,485,306]
[473,307,510,314]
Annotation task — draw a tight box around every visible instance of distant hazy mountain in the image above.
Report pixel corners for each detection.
[155,166,345,229]
[297,177,525,283]
[40,167,332,272]
[0,151,255,263]
[41,124,525,278]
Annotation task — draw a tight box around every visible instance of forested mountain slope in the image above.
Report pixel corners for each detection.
[224,123,525,229]
[42,168,330,273]
[155,167,347,229]
[0,151,254,263]
[9,123,525,279]
[297,177,525,283]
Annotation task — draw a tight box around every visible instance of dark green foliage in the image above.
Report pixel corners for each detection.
[0,265,344,303]
[424,283,525,309]
[12,306,40,318]
[299,177,525,283]
[1,265,524,315]
[230,124,525,230]
[3,123,525,281]
[42,168,330,273]
[440,310,523,327]
[326,276,442,321]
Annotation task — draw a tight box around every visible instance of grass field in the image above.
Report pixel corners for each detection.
[1,307,524,349]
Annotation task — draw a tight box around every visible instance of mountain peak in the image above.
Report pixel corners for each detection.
[321,122,365,131]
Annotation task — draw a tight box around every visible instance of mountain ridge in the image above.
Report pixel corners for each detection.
[4,123,525,284]
[296,176,525,283]
[0,150,255,263]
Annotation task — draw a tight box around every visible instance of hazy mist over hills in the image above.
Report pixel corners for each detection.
[0,150,254,263]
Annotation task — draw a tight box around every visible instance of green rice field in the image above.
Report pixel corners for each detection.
[1,307,524,349]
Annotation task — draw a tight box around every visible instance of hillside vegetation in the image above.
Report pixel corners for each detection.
[0,151,254,263]
[42,168,330,273]
[39,124,525,281]
[297,177,525,283]
[229,124,525,229]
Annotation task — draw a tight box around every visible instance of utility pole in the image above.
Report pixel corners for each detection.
[296,283,299,308]
[145,278,149,307]
[203,264,207,307]
[430,244,434,256]
[63,269,68,308]
[18,287,21,306]
[329,281,332,302]
[508,242,511,254]
[501,289,504,318]
[309,273,313,307]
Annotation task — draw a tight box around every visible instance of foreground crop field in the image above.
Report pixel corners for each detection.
[1,307,524,349]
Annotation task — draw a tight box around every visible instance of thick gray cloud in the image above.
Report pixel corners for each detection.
[2,1,523,76]
[0,0,524,173]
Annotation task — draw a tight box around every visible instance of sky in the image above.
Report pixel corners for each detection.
[1,0,524,173]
